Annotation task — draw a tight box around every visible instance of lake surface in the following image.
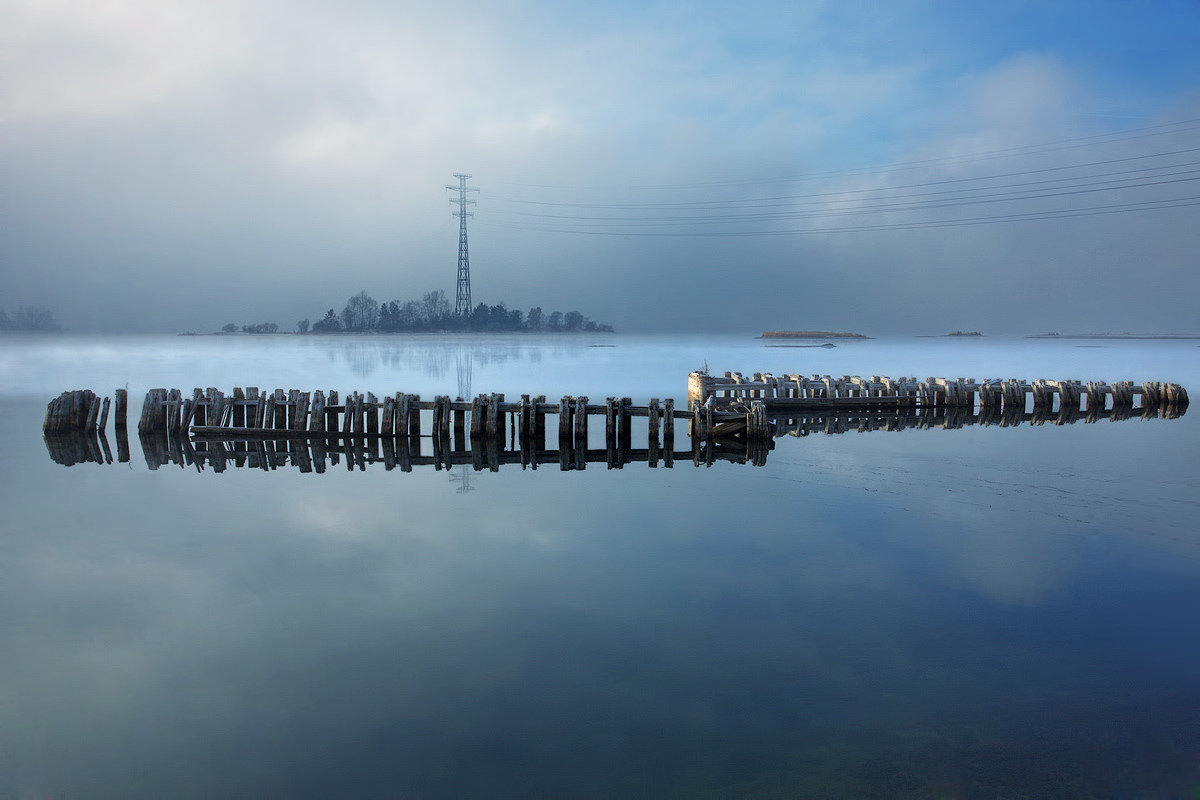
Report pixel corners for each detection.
[2,333,1199,798]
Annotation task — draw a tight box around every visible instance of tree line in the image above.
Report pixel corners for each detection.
[0,305,62,332]
[220,322,279,334]
[297,290,614,334]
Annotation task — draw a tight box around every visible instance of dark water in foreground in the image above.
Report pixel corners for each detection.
[2,334,1199,798]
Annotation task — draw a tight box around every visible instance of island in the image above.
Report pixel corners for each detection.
[760,330,871,339]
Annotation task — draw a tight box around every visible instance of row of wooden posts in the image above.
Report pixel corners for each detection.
[134,388,687,448]
[689,371,1190,413]
[43,370,1190,454]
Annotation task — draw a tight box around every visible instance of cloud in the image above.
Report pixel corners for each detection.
[1,1,1197,333]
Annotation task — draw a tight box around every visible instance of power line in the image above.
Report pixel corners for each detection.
[487,172,1200,226]
[490,117,1200,193]
[481,131,1200,237]
[477,195,1200,237]
[489,147,1200,210]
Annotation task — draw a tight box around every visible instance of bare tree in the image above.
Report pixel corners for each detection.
[341,291,379,331]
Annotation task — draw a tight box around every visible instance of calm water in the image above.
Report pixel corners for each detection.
[2,333,1199,799]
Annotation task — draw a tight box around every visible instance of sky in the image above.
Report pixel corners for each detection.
[2,0,1199,334]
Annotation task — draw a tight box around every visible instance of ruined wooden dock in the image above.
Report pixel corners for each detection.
[41,370,1189,470]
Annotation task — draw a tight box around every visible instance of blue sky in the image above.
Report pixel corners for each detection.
[2,0,1198,332]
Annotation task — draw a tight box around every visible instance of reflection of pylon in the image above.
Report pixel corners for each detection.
[449,466,474,494]
[457,352,473,401]
[451,349,475,494]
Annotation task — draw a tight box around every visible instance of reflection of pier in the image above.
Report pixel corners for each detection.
[42,400,1183,472]
[41,370,1189,471]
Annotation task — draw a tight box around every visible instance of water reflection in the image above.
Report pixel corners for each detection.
[326,338,550,380]
[44,402,1186,472]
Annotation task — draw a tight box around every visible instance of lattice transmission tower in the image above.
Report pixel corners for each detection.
[446,173,479,316]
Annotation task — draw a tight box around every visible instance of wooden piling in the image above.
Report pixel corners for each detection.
[114,389,128,429]
[663,398,675,467]
[137,389,165,434]
[98,396,111,433]
[534,395,547,444]
[558,396,572,443]
[454,399,466,445]
[381,395,394,436]
[470,395,484,438]
[365,392,379,434]
[574,395,588,451]
[311,390,326,433]
[325,390,338,431]
[648,398,660,467]
[408,394,421,438]
[605,397,616,443]
[439,396,452,440]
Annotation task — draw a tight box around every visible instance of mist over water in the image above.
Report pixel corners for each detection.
[3,333,1199,798]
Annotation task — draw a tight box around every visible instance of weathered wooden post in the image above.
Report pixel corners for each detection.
[688,371,708,406]
[408,394,421,438]
[137,389,165,434]
[557,396,571,445]
[533,395,547,446]
[96,396,111,433]
[365,392,379,434]
[618,397,632,462]
[113,388,128,430]
[381,395,394,436]
[605,396,616,444]
[325,390,338,431]
[341,392,354,435]
[231,388,245,427]
[453,398,466,447]
[211,390,226,428]
[573,396,588,470]
[605,397,619,469]
[310,390,325,433]
[487,393,501,440]
[663,398,675,468]
[470,395,484,438]
[518,394,530,445]
[439,396,452,441]
[647,398,660,467]
[295,391,310,431]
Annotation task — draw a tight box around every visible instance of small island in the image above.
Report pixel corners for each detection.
[760,330,871,339]
[946,330,982,337]
[199,290,615,336]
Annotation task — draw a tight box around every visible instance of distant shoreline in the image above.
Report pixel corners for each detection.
[760,331,871,339]
[179,329,615,337]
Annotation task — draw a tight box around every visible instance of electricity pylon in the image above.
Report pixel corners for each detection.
[446,173,478,316]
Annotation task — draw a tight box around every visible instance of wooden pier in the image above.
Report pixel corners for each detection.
[41,371,1189,470]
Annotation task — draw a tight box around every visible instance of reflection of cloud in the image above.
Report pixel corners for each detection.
[4,382,1200,796]
[765,423,1200,606]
